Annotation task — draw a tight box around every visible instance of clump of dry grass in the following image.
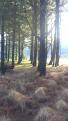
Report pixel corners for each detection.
[9,80,26,93]
[55,99,68,111]
[34,107,55,121]
[0,116,11,121]
[46,79,57,87]
[8,89,32,112]
[33,87,47,100]
[58,88,68,102]
[33,107,65,121]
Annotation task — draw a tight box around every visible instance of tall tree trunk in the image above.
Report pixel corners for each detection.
[50,27,53,64]
[18,26,21,64]
[1,15,5,74]
[49,19,57,66]
[38,0,46,75]
[20,41,24,62]
[45,7,48,64]
[30,4,34,64]
[5,34,8,61]
[15,43,17,61]
[7,34,10,62]
[30,36,34,64]
[49,20,53,65]
[55,0,60,66]
[12,3,16,68]
[52,34,56,66]
[33,0,37,66]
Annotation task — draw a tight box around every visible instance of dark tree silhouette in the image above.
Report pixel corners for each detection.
[30,2,34,64]
[55,0,60,66]
[18,25,21,64]
[38,0,46,75]
[12,2,16,68]
[33,0,37,66]
[1,15,5,74]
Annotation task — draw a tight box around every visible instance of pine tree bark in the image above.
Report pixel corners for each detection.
[33,0,37,66]
[20,36,24,63]
[45,8,48,65]
[52,35,56,66]
[5,34,8,61]
[38,0,46,75]
[30,3,34,64]
[30,36,34,64]
[15,43,17,61]
[1,15,5,74]
[49,20,53,65]
[7,34,10,62]
[55,0,60,66]
[12,2,16,68]
[18,26,21,64]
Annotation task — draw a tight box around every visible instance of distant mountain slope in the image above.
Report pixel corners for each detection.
[23,45,68,59]
[61,45,68,57]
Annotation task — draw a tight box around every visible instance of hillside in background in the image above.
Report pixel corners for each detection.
[23,45,68,60]
[61,45,68,57]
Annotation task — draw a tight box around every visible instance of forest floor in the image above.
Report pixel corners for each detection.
[0,64,68,121]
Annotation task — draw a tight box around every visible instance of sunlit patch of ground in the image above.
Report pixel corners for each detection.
[15,59,32,69]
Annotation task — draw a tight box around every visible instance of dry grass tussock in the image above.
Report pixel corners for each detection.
[0,66,68,121]
[34,107,65,121]
[0,116,11,121]
[46,79,57,87]
[33,87,47,100]
[34,107,55,121]
[9,80,26,93]
[8,89,32,111]
[55,99,68,111]
[58,88,68,102]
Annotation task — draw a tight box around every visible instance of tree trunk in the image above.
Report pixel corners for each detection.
[1,15,5,74]
[18,26,21,64]
[12,3,16,68]
[49,21,53,65]
[50,29,53,64]
[30,36,34,64]
[49,19,57,67]
[52,35,56,66]
[45,8,48,65]
[55,0,60,66]
[7,34,10,62]
[20,42,24,63]
[33,0,37,66]
[30,4,34,64]
[15,43,17,61]
[38,0,46,76]
[5,34,8,61]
